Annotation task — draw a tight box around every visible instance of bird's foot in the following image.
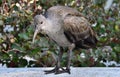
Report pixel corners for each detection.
[44,67,70,74]
[65,68,71,74]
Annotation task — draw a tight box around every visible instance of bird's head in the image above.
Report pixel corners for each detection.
[32,15,47,43]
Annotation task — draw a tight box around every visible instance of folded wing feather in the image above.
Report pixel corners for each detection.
[63,15,97,49]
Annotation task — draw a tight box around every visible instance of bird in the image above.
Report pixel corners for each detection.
[32,6,97,74]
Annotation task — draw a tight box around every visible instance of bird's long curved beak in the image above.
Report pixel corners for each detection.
[32,29,39,43]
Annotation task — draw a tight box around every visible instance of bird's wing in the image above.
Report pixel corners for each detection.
[63,15,97,48]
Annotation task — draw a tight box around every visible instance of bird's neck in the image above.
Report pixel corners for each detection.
[45,18,63,33]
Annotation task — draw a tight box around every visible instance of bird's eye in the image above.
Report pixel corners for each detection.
[40,21,43,24]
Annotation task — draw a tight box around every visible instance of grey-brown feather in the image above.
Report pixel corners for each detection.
[63,15,97,49]
[45,6,97,49]
[45,6,84,19]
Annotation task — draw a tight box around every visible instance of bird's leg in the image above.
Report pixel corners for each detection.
[66,44,75,74]
[44,47,64,74]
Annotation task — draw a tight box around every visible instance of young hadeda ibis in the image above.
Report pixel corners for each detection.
[32,6,97,74]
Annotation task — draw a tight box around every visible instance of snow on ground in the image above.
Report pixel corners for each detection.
[0,64,7,68]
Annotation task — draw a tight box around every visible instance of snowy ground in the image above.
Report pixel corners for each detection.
[0,64,6,68]
[0,67,120,77]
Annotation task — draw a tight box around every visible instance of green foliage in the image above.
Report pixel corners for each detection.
[0,0,120,67]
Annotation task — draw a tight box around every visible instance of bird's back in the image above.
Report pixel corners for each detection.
[45,6,83,19]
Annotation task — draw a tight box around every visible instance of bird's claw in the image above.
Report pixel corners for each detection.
[65,68,71,74]
[44,67,71,74]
